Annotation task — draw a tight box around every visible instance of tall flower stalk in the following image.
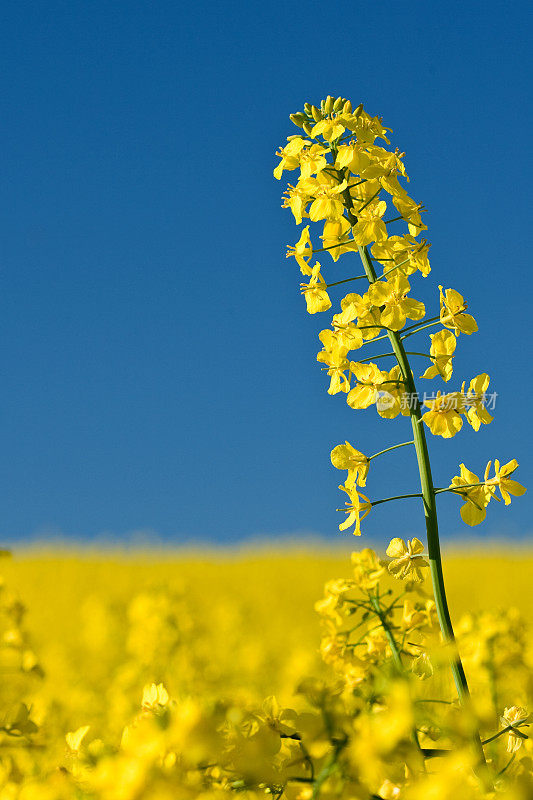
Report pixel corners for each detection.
[275,95,526,775]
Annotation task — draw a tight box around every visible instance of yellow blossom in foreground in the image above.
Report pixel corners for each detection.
[421,329,456,382]
[142,682,169,710]
[66,725,91,752]
[335,142,371,175]
[422,390,465,438]
[335,291,382,340]
[351,198,388,245]
[273,137,307,180]
[439,285,478,335]
[297,142,329,178]
[310,115,347,141]
[298,175,347,221]
[320,217,357,262]
[450,462,494,526]
[316,332,351,394]
[282,183,309,224]
[371,235,431,277]
[462,373,493,431]
[487,459,527,505]
[351,548,385,589]
[338,484,372,535]
[286,225,313,274]
[367,273,425,331]
[500,705,529,753]
[386,538,428,582]
[300,263,331,314]
[347,362,405,419]
[331,441,369,487]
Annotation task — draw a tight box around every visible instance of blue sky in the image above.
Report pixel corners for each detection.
[1,0,531,546]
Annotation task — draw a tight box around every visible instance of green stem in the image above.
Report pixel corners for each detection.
[400,320,441,340]
[434,482,488,495]
[404,351,433,359]
[325,274,366,287]
[371,492,424,508]
[368,440,414,460]
[497,753,515,777]
[369,592,426,765]
[482,726,513,747]
[356,243,487,771]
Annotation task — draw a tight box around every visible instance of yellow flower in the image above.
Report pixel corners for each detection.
[422,390,465,438]
[317,331,351,394]
[386,538,428,582]
[334,291,382,340]
[439,285,478,335]
[392,195,427,236]
[421,330,457,382]
[351,548,385,589]
[298,175,347,221]
[351,199,388,245]
[320,217,357,262]
[335,142,371,175]
[331,441,369,487]
[412,652,433,680]
[367,273,425,331]
[487,459,526,505]
[361,145,407,180]
[286,225,313,275]
[500,706,529,753]
[310,115,346,142]
[297,142,329,178]
[338,484,372,535]
[347,362,404,418]
[273,136,307,179]
[141,682,169,710]
[449,462,494,526]
[462,373,493,431]
[66,725,90,752]
[282,182,310,224]
[346,109,391,145]
[300,263,331,314]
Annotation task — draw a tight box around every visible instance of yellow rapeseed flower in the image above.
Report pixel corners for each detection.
[386,538,428,582]
[422,390,465,438]
[338,484,372,535]
[300,263,331,314]
[449,462,494,526]
[286,225,313,275]
[421,330,457,382]
[487,459,527,505]
[500,706,529,753]
[439,285,478,335]
[330,441,369,487]
[367,273,425,331]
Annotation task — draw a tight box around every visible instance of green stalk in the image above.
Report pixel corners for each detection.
[357,243,487,769]
[369,591,426,766]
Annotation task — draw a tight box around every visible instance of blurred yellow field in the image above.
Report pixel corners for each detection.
[0,546,531,797]
[3,547,532,702]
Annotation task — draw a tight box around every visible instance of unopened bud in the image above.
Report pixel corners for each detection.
[302,121,314,136]
[289,113,306,128]
[324,95,334,114]
[303,102,313,115]
[342,100,352,114]
[311,105,323,122]
[353,103,364,117]
[333,97,344,112]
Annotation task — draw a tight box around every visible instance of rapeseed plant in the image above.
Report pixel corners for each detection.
[0,96,529,799]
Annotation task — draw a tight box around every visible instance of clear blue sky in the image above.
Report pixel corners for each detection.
[1,0,531,546]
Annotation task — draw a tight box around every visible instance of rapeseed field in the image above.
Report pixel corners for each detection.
[0,547,531,798]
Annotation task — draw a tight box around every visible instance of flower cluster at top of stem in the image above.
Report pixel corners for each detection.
[275,95,526,542]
